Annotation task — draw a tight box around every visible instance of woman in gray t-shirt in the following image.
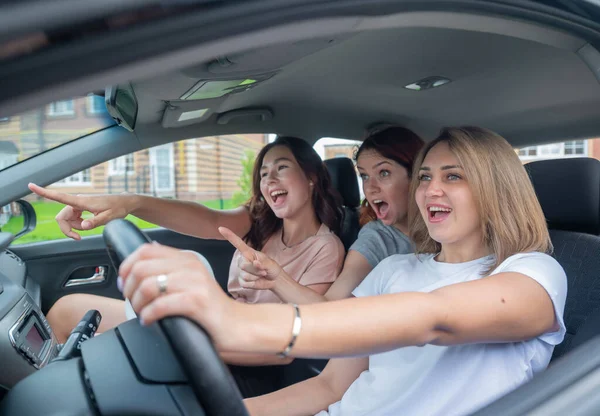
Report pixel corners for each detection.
[232,126,424,304]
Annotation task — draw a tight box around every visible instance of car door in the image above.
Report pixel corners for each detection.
[6,130,268,315]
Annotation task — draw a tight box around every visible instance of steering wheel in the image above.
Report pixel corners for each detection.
[103,219,249,416]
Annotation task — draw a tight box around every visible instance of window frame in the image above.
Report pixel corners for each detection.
[86,95,106,115]
[564,140,587,156]
[518,146,537,157]
[47,100,75,117]
[108,154,135,176]
[518,140,589,161]
[56,169,92,186]
[149,143,175,194]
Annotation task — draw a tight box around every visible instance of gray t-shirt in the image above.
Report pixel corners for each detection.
[349,220,413,268]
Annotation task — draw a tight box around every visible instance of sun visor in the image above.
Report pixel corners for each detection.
[162,101,273,128]
[161,98,218,128]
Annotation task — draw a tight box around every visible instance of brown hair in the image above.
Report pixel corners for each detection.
[408,126,551,274]
[244,136,343,250]
[354,126,424,226]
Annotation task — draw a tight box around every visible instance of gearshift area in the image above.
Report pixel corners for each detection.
[51,309,102,363]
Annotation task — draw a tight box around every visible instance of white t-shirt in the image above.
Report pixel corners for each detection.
[316,252,567,416]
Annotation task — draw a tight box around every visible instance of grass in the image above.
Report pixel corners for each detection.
[3,199,235,245]
[197,199,237,210]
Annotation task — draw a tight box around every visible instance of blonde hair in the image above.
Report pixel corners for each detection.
[408,126,551,274]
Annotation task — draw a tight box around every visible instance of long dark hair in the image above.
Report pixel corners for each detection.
[354,126,424,226]
[244,136,343,250]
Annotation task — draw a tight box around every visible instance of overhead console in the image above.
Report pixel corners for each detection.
[160,34,356,129]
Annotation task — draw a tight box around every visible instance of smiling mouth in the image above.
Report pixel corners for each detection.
[270,189,288,204]
[428,206,452,222]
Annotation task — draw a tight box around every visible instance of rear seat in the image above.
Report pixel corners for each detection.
[526,157,600,360]
[324,157,361,250]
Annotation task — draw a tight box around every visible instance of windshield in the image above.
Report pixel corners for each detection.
[0,95,115,172]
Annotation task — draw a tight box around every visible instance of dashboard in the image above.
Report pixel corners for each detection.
[0,250,58,392]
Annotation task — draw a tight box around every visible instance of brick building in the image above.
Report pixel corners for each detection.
[0,96,267,203]
[318,137,600,165]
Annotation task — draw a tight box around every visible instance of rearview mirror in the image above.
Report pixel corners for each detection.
[0,200,36,240]
[105,83,138,132]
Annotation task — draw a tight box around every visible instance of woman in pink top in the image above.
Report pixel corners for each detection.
[228,221,344,304]
[225,138,345,305]
[28,136,345,395]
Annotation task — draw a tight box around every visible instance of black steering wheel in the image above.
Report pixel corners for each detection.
[103,219,249,416]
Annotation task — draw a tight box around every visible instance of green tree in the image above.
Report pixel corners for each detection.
[231,150,256,206]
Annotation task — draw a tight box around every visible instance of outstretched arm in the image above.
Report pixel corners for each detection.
[120,244,561,358]
[28,183,251,240]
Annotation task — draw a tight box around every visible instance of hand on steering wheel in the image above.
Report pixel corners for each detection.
[106,219,249,416]
[119,242,239,350]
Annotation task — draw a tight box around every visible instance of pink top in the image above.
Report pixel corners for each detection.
[228,223,345,303]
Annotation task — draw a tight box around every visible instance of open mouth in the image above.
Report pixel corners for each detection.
[371,199,390,219]
[428,205,452,222]
[270,189,288,205]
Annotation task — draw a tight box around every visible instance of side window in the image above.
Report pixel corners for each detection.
[313,137,362,161]
[516,138,594,162]
[313,137,363,198]
[18,134,269,244]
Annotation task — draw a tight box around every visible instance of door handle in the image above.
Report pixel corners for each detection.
[64,266,107,288]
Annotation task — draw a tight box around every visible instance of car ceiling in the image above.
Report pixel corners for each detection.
[3,5,600,204]
[129,11,600,148]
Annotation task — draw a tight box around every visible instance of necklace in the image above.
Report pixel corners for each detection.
[281,226,320,250]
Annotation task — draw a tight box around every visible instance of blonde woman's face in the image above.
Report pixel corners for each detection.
[415,142,482,247]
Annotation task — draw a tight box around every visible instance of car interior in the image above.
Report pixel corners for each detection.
[2,0,600,415]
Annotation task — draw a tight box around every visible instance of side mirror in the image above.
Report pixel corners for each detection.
[0,200,36,240]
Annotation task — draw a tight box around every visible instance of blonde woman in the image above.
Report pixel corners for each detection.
[119,126,567,416]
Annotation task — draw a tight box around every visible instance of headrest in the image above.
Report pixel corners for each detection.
[324,157,360,208]
[526,157,600,235]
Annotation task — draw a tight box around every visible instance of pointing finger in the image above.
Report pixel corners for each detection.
[219,226,256,261]
[28,183,85,208]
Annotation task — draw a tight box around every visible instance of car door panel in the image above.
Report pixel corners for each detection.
[10,228,235,314]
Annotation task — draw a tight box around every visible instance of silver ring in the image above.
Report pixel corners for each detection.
[156,274,168,295]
